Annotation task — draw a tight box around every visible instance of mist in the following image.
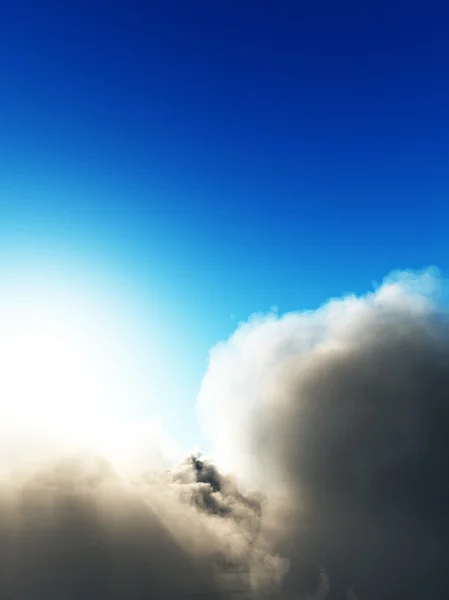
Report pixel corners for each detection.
[0,453,287,599]
[2,268,449,599]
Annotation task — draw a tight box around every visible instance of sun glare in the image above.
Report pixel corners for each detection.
[0,271,165,467]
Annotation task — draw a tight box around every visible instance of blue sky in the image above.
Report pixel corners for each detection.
[0,1,448,450]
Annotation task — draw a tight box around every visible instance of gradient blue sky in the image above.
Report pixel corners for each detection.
[1,1,448,449]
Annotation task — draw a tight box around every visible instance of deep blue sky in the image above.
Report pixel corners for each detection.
[0,1,448,447]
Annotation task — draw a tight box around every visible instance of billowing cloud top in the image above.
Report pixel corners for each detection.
[198,268,449,598]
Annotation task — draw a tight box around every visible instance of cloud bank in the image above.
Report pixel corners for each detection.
[2,268,449,599]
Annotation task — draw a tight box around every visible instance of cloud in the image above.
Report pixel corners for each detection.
[0,453,287,599]
[198,267,449,598]
[0,416,183,478]
[3,266,449,599]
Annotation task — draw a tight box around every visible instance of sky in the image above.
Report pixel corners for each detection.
[0,1,448,451]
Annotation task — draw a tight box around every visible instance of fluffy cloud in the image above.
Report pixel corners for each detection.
[198,268,449,598]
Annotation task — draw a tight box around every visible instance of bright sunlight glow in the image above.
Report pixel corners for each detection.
[0,267,179,472]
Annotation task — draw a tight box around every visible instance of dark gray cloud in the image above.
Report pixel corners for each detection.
[199,269,449,599]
